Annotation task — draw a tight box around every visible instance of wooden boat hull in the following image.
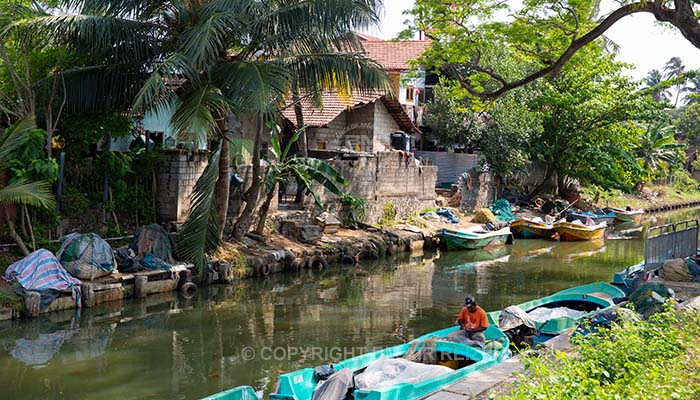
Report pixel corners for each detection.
[511,219,554,239]
[553,222,606,241]
[271,326,509,400]
[567,212,616,226]
[438,228,511,250]
[614,212,643,224]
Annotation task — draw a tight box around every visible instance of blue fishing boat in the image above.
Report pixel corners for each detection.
[566,209,616,225]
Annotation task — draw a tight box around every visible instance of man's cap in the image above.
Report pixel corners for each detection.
[464,296,476,307]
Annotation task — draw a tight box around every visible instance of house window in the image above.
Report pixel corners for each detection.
[317,141,327,150]
[405,86,415,102]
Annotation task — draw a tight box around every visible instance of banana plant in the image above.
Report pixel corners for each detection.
[254,126,348,235]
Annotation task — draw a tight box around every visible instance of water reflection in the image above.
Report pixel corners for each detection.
[0,208,698,399]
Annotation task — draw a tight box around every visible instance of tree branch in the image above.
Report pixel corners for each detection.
[452,2,686,99]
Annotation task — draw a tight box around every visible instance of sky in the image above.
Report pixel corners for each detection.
[364,0,700,81]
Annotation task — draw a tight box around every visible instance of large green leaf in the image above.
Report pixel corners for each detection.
[0,179,54,209]
[170,82,228,143]
[176,141,222,274]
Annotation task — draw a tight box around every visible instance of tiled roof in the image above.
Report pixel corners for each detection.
[282,92,416,133]
[355,32,384,42]
[361,40,430,71]
[282,92,382,127]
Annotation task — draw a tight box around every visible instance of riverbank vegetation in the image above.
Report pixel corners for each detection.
[5,0,700,272]
[499,308,700,400]
[409,0,700,202]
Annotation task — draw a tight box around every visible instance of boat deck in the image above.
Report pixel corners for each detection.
[422,331,573,400]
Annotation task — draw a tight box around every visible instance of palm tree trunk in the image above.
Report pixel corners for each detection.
[232,114,263,241]
[292,85,307,205]
[292,83,307,157]
[215,137,230,240]
[254,191,275,235]
[4,209,29,256]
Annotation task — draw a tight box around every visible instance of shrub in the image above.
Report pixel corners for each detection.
[671,169,698,192]
[379,202,397,227]
[500,308,700,400]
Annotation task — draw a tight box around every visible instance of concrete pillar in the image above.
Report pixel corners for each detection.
[81,283,96,308]
[24,291,41,318]
[135,275,148,298]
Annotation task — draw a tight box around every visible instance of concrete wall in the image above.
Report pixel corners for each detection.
[322,152,438,224]
[156,151,209,223]
[307,102,399,153]
[460,169,498,212]
[373,101,400,152]
[415,151,480,187]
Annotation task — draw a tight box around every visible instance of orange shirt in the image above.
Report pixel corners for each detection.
[457,305,489,331]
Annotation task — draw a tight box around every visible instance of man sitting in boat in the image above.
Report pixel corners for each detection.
[454,296,489,343]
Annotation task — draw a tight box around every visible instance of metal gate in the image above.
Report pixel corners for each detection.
[644,219,699,272]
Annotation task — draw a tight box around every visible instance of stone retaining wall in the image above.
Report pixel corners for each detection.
[156,150,209,222]
[322,152,438,224]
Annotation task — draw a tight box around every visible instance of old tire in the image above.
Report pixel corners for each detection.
[339,254,357,265]
[180,282,198,299]
[260,263,271,276]
[307,255,329,271]
[289,258,304,273]
[360,249,380,261]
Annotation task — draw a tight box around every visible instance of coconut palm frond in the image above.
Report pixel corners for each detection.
[176,142,222,274]
[171,81,228,143]
[284,52,393,97]
[132,53,196,114]
[213,59,290,115]
[0,179,55,209]
[7,14,163,62]
[180,11,243,70]
[0,115,37,165]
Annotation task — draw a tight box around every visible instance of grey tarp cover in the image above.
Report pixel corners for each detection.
[130,224,175,263]
[499,305,536,331]
[56,233,116,280]
[311,368,354,400]
[354,355,452,391]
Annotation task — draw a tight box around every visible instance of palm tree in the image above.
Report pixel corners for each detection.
[643,69,670,103]
[635,123,684,183]
[664,57,686,106]
[682,74,700,105]
[254,127,347,235]
[7,0,391,272]
[0,115,54,255]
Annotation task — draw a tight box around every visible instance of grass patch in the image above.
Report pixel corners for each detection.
[212,242,248,274]
[379,202,397,227]
[500,307,700,400]
[0,288,22,310]
[582,184,700,210]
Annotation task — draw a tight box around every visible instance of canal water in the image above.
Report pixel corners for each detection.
[1,209,698,400]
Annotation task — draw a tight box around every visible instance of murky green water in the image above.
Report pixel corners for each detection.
[1,209,698,400]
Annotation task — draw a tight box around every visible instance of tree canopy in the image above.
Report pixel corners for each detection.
[404,0,700,100]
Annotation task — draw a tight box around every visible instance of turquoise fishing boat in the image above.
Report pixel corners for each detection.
[200,385,258,400]
[437,227,511,251]
[270,324,509,400]
[511,282,624,343]
[201,283,623,400]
